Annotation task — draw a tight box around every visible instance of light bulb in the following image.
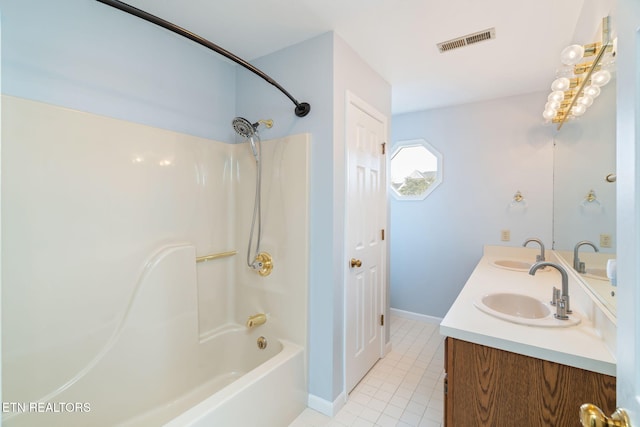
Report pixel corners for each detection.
[543,109,557,120]
[591,70,611,86]
[577,96,594,107]
[555,65,574,78]
[551,77,570,91]
[599,54,616,71]
[572,104,587,116]
[560,44,585,65]
[545,100,560,110]
[548,91,565,102]
[583,85,601,98]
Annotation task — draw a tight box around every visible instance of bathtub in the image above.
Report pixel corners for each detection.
[3,245,306,427]
[120,325,307,427]
[163,331,306,427]
[4,324,306,427]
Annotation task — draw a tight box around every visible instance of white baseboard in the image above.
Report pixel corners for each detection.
[307,391,346,417]
[307,310,440,418]
[390,307,443,324]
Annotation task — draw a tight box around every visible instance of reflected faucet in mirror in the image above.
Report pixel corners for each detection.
[529,262,571,320]
[523,238,545,262]
[573,240,599,274]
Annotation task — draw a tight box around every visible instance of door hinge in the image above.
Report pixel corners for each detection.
[380,314,384,326]
[381,229,385,241]
[381,142,386,155]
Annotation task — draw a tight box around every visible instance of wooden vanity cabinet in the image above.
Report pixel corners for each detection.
[444,337,616,427]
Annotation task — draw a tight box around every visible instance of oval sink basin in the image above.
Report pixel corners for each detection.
[474,292,581,327]
[491,259,550,273]
[491,259,532,272]
[482,293,550,318]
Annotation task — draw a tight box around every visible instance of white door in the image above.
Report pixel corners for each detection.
[615,0,640,423]
[345,92,387,393]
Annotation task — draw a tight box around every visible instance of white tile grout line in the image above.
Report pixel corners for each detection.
[289,315,445,427]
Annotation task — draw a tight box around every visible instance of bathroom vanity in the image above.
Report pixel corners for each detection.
[440,245,617,427]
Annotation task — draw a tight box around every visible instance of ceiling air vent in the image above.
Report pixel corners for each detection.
[437,28,496,53]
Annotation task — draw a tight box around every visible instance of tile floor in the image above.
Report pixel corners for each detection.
[289,315,445,427]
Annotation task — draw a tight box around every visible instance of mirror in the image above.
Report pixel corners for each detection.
[552,80,617,316]
[390,139,442,200]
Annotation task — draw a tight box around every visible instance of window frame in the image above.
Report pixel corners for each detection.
[389,139,443,201]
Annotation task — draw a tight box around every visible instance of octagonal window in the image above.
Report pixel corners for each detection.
[390,139,443,200]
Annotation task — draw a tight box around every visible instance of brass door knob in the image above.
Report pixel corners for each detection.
[350,258,362,268]
[580,404,631,427]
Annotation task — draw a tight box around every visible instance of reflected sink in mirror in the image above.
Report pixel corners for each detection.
[582,267,608,281]
[556,250,617,314]
[474,292,581,327]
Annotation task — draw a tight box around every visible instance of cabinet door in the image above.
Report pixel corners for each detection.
[445,338,616,427]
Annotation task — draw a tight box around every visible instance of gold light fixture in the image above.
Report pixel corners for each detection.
[543,16,615,129]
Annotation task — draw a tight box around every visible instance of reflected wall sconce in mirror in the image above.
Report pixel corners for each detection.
[542,16,616,129]
[513,190,524,203]
[584,189,598,203]
[580,189,603,213]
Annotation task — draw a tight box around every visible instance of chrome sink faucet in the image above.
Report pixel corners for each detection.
[523,238,545,262]
[529,262,571,320]
[573,240,599,274]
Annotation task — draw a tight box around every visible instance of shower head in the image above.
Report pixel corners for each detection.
[232,117,274,139]
[232,117,257,139]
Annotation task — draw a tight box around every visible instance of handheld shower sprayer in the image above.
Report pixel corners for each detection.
[232,117,273,139]
[232,117,273,160]
[231,117,274,275]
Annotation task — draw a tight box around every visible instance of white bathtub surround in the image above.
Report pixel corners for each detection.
[1,96,309,426]
[440,245,616,376]
[233,132,310,347]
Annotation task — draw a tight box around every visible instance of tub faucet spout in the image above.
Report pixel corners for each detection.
[529,261,571,320]
[246,313,267,329]
[523,238,545,262]
[573,240,599,274]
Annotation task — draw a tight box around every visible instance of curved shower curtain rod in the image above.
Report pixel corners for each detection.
[95,0,311,118]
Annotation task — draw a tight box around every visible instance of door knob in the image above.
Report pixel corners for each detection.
[580,403,631,427]
[350,258,362,268]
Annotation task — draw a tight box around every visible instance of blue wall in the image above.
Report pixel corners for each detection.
[391,93,554,318]
[1,0,236,141]
[237,32,391,407]
[235,32,337,402]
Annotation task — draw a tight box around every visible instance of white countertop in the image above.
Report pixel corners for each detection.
[439,245,616,376]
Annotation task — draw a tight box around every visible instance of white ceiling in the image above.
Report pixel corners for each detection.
[124,0,613,114]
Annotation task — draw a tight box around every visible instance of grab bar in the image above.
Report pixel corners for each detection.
[196,250,237,264]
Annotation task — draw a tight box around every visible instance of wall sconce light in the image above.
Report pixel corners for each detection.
[509,190,527,211]
[543,16,615,129]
